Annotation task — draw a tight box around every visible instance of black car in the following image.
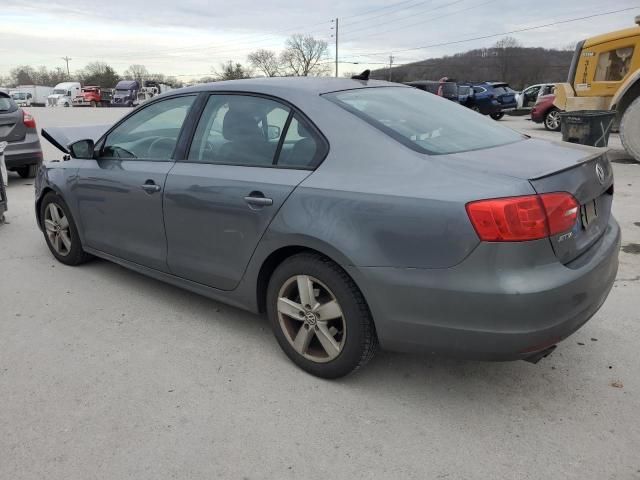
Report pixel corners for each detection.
[404,80,459,102]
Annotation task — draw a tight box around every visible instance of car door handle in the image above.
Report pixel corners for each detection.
[244,193,273,207]
[141,181,161,194]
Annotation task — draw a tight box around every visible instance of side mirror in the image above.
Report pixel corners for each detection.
[68,139,95,159]
[267,125,281,140]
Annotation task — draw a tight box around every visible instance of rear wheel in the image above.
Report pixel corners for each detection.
[490,112,504,120]
[40,192,92,266]
[620,97,640,163]
[544,108,561,132]
[266,253,377,378]
[16,164,38,179]
[471,105,481,114]
[90,100,97,108]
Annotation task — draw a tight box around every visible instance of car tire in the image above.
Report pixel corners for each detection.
[620,96,640,163]
[90,100,97,108]
[490,112,504,120]
[471,106,481,114]
[16,164,38,179]
[40,192,93,266]
[544,108,561,132]
[266,252,378,378]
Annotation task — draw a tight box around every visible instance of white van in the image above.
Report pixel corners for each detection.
[47,82,81,107]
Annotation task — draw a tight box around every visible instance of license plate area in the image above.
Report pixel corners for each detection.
[580,199,598,228]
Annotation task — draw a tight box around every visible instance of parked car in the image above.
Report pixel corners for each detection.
[404,80,459,102]
[0,92,43,178]
[479,82,517,120]
[532,94,562,131]
[516,83,555,110]
[458,83,501,117]
[37,78,619,378]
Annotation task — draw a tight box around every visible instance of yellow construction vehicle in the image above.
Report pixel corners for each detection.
[554,15,640,161]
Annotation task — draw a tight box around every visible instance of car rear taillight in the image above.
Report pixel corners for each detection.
[466,193,578,242]
[23,111,36,129]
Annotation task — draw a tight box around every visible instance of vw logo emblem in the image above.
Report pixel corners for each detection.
[304,311,317,325]
[595,163,606,185]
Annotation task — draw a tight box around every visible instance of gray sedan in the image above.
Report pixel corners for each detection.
[0,92,43,178]
[36,78,620,378]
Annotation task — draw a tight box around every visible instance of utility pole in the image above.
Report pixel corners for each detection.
[61,56,72,77]
[335,18,339,78]
[388,54,394,81]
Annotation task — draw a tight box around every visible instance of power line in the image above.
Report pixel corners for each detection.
[340,0,497,43]
[342,5,640,59]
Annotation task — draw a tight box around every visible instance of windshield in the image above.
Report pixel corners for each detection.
[115,89,130,95]
[53,89,66,95]
[12,92,26,100]
[325,87,524,155]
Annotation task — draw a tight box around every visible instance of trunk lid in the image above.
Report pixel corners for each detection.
[447,138,613,263]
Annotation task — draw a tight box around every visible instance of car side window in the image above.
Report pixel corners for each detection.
[101,95,195,160]
[188,94,290,167]
[473,87,485,94]
[277,114,321,168]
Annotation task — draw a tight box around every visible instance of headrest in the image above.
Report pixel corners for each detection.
[223,110,263,142]
[297,119,311,138]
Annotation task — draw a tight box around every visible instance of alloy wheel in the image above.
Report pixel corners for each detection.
[546,110,560,130]
[276,275,346,363]
[44,203,72,256]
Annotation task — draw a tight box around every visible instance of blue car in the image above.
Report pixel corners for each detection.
[459,82,517,120]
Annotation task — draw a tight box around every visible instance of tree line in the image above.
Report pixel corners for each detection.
[370,37,574,89]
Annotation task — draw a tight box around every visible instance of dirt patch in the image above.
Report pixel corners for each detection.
[622,243,640,254]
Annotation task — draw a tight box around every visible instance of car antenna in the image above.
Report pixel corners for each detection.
[351,69,370,81]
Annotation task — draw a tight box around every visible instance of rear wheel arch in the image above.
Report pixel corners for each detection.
[256,245,363,315]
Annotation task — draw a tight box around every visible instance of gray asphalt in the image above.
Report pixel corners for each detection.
[1,107,639,480]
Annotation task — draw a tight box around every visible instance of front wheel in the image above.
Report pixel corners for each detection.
[490,112,504,120]
[266,253,377,378]
[40,192,92,266]
[544,108,561,131]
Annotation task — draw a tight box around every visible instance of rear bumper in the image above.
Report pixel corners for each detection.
[348,217,620,360]
[3,133,43,169]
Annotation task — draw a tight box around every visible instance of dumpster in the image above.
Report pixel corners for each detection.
[0,142,7,222]
[559,110,617,148]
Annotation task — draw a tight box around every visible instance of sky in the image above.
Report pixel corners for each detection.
[1,0,638,80]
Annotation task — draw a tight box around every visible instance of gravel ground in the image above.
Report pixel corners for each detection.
[1,107,639,480]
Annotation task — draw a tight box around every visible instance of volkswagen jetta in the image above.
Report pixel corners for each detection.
[36,77,620,378]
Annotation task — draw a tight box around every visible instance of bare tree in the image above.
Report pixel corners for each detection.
[77,62,120,87]
[215,61,252,81]
[248,49,281,77]
[280,34,329,76]
[123,64,149,83]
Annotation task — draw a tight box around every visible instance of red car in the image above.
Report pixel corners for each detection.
[531,94,562,131]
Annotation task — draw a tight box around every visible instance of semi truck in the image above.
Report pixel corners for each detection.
[47,82,81,107]
[111,80,140,107]
[72,86,113,107]
[9,85,53,106]
[554,15,640,162]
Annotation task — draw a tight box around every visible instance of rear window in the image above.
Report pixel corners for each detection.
[324,87,523,155]
[0,95,16,112]
[491,86,511,94]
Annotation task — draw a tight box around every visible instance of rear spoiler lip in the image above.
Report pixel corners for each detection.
[41,124,111,154]
[528,143,608,181]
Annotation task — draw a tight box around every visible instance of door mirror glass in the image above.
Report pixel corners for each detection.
[267,125,281,140]
[69,139,95,159]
